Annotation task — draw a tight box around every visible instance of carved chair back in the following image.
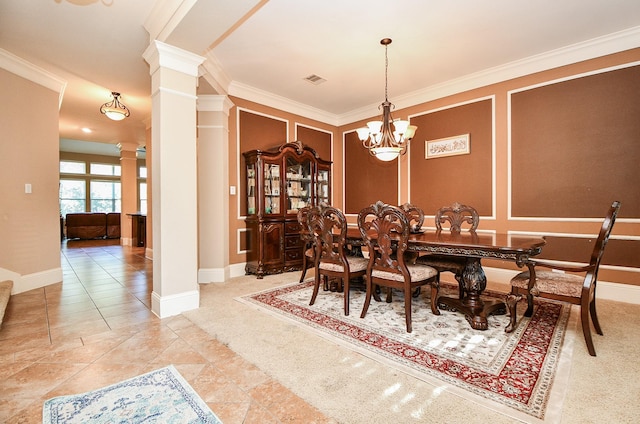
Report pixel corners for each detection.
[586,200,621,286]
[307,205,349,270]
[435,202,479,232]
[358,201,411,280]
[399,203,424,233]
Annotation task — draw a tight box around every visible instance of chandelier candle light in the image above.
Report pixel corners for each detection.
[100,92,130,121]
[357,38,417,161]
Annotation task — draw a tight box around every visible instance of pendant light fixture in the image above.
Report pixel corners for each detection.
[100,92,130,121]
[356,38,417,161]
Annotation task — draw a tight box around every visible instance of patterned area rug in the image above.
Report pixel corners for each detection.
[42,365,222,424]
[238,281,575,423]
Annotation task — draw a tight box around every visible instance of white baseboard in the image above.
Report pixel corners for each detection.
[151,289,200,318]
[198,267,227,283]
[229,262,247,279]
[199,263,248,283]
[2,267,63,295]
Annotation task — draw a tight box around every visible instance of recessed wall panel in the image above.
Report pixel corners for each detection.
[344,131,398,214]
[510,65,640,218]
[409,99,493,216]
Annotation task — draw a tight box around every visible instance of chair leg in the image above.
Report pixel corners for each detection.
[580,299,596,356]
[309,273,322,306]
[524,293,534,317]
[343,272,350,316]
[581,299,597,356]
[504,293,521,333]
[429,278,441,316]
[299,255,309,284]
[360,276,373,319]
[404,285,413,333]
[590,298,603,335]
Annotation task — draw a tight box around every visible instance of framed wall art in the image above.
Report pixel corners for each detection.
[425,134,470,159]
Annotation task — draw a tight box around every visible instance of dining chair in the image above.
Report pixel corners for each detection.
[399,202,425,234]
[506,201,621,356]
[307,205,368,316]
[296,206,316,285]
[416,202,479,299]
[358,201,440,332]
[383,203,424,302]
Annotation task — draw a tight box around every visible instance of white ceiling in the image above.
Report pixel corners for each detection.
[2,0,640,155]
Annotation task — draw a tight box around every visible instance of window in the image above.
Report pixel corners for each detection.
[90,181,121,212]
[91,163,121,176]
[59,158,136,216]
[138,166,147,214]
[60,161,86,174]
[139,182,147,214]
[59,180,86,217]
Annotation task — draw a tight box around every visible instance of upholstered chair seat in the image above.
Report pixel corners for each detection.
[511,270,583,298]
[319,256,368,273]
[373,264,438,283]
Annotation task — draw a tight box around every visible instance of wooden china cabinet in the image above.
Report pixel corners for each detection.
[243,140,331,278]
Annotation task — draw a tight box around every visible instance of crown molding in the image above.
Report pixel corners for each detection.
[216,26,640,127]
[338,26,640,126]
[229,80,340,125]
[0,48,67,108]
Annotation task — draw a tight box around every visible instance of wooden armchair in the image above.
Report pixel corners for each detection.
[416,202,479,299]
[307,205,368,316]
[358,201,440,332]
[506,201,621,356]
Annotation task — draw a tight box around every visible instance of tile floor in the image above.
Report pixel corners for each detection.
[0,240,332,423]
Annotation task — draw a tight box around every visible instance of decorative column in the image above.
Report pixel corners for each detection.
[143,40,204,318]
[197,95,234,282]
[117,141,139,246]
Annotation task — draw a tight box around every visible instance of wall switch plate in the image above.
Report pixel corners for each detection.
[230,186,236,195]
[25,183,32,194]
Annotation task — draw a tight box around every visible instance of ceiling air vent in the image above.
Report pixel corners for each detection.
[304,74,326,85]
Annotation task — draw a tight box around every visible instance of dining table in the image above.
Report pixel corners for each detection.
[345,227,546,331]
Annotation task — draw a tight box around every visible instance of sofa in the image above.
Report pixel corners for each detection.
[65,212,120,240]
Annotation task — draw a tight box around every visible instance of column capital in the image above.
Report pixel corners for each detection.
[197,95,234,115]
[143,40,205,77]
[117,141,142,153]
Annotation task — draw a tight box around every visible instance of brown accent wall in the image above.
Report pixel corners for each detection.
[409,99,493,216]
[511,65,640,218]
[296,124,332,160]
[344,131,399,214]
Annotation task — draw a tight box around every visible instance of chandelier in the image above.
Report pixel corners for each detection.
[100,92,130,121]
[356,38,417,161]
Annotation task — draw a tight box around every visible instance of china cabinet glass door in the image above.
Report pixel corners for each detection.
[247,163,256,215]
[316,168,330,205]
[263,162,281,214]
[285,157,312,214]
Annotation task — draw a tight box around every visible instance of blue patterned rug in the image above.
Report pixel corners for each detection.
[42,365,222,424]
